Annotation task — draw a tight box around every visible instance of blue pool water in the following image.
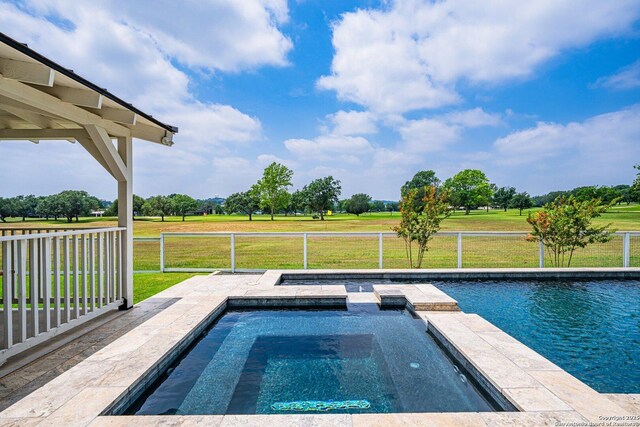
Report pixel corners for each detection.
[430,279,640,394]
[283,278,640,393]
[127,304,497,415]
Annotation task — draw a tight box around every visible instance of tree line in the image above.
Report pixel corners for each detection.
[2,164,639,222]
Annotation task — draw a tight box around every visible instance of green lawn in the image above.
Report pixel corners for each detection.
[2,206,639,303]
[0,273,203,307]
[133,272,203,304]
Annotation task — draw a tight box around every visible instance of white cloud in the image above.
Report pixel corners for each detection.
[327,110,378,135]
[594,60,640,90]
[17,0,292,72]
[441,108,503,128]
[0,1,283,197]
[284,134,373,162]
[319,0,640,113]
[397,118,461,152]
[492,105,640,189]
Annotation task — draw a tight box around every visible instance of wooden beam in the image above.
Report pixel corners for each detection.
[84,124,127,181]
[39,86,103,108]
[0,58,55,86]
[1,104,53,129]
[0,129,87,140]
[130,122,173,145]
[0,76,131,138]
[86,107,136,125]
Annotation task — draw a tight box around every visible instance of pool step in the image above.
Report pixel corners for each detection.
[373,284,460,311]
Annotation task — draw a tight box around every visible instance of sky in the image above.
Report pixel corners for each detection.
[1,0,640,201]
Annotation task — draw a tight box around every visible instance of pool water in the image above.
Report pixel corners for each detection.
[283,278,640,394]
[431,279,640,394]
[127,304,497,415]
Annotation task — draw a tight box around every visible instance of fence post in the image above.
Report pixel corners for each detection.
[623,232,630,268]
[457,233,462,269]
[303,233,308,270]
[160,233,165,273]
[230,233,235,273]
[539,239,545,268]
[378,233,383,269]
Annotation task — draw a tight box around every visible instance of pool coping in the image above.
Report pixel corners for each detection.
[0,270,636,426]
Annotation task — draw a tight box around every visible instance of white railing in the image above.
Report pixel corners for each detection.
[0,227,125,361]
[132,231,640,273]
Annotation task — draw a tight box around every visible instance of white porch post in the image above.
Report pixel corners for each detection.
[117,135,133,309]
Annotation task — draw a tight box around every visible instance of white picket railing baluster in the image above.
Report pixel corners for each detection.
[0,227,126,361]
[2,242,13,350]
[42,238,51,332]
[17,240,27,342]
[28,239,39,338]
[73,235,79,320]
[53,237,61,327]
[63,236,70,323]
[98,233,104,308]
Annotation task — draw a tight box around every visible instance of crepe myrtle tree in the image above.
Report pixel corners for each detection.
[527,195,615,267]
[394,186,451,269]
[254,162,293,220]
[302,176,341,220]
[401,170,440,211]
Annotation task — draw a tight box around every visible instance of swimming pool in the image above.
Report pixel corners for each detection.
[126,304,499,415]
[283,277,640,394]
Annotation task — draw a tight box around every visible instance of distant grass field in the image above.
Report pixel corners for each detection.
[2,204,639,236]
[1,206,639,274]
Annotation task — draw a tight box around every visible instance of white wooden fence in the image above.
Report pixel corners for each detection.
[133,231,640,273]
[0,227,125,361]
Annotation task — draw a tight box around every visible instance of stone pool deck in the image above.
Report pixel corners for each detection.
[0,271,638,426]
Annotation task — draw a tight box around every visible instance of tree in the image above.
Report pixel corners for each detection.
[36,195,62,220]
[170,194,197,221]
[443,169,493,214]
[254,162,293,220]
[0,197,16,222]
[510,192,533,216]
[492,186,516,212]
[346,193,371,216]
[386,201,399,215]
[225,191,260,220]
[142,195,173,221]
[302,176,341,220]
[394,186,451,268]
[630,164,640,202]
[57,190,99,222]
[370,200,385,213]
[290,190,306,215]
[527,196,615,267]
[401,170,440,210]
[14,195,38,221]
[133,195,145,219]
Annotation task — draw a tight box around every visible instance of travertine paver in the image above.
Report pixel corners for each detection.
[374,284,459,311]
[347,292,379,303]
[605,394,640,414]
[0,297,178,412]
